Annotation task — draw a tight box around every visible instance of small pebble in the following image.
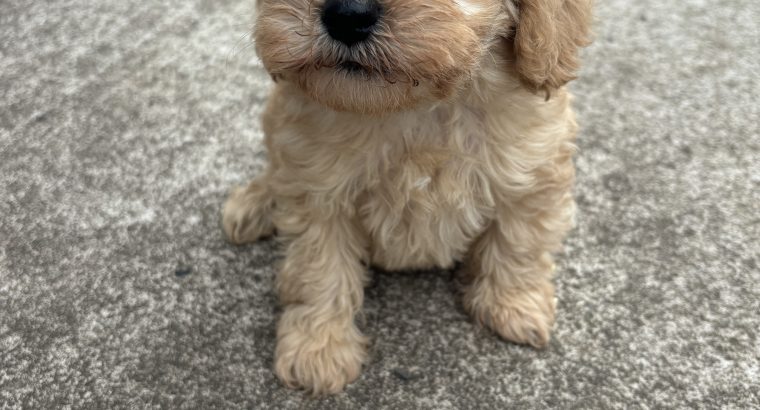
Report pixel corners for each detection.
[392,368,419,382]
[175,267,192,277]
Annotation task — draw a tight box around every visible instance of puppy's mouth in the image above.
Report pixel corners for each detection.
[336,60,383,80]
[339,60,367,74]
[335,60,418,86]
[335,59,384,80]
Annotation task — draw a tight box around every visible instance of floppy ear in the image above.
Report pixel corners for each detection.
[512,0,593,93]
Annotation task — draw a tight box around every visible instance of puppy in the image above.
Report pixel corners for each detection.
[223,0,592,394]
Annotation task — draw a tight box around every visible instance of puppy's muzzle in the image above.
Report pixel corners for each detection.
[321,0,382,46]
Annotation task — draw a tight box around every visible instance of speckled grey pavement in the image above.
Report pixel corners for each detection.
[1,0,759,408]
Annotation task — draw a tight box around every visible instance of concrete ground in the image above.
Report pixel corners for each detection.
[1,0,758,408]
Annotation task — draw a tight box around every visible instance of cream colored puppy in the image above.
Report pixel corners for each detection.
[223,0,592,394]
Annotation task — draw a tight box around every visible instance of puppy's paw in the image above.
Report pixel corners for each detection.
[275,307,367,395]
[222,182,274,244]
[464,281,556,348]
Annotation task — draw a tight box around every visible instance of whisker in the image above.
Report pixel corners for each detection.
[226,31,256,68]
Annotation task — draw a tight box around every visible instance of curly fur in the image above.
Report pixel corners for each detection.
[223,0,592,395]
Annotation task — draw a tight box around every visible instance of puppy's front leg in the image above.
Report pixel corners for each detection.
[274,217,369,395]
[464,168,575,348]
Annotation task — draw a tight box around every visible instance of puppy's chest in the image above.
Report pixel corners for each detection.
[358,142,495,271]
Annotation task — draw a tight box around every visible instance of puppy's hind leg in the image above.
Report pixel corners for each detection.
[222,176,275,244]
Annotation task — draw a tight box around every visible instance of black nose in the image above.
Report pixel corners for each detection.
[321,0,382,46]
